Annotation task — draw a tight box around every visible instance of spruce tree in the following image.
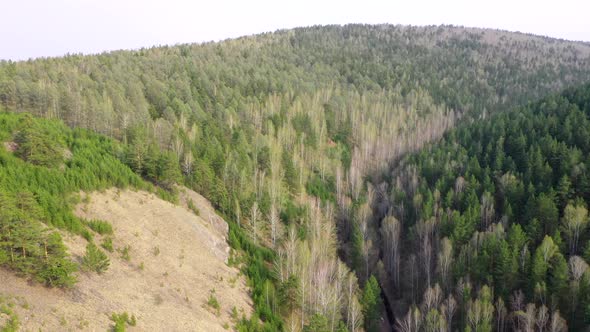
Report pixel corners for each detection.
[362,275,382,332]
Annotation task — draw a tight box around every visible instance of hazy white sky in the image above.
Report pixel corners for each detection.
[1,0,589,60]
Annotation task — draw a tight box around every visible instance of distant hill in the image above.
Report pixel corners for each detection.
[1,24,589,186]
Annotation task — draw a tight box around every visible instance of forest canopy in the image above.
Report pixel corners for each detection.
[1,25,590,331]
[382,83,590,331]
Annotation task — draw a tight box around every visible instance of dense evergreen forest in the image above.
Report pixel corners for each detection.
[377,83,590,331]
[1,24,590,331]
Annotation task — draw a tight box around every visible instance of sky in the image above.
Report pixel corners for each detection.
[1,0,589,61]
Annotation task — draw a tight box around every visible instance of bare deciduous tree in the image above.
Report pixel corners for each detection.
[441,295,456,332]
[409,254,418,303]
[569,255,589,316]
[269,204,279,248]
[181,150,193,176]
[346,273,363,332]
[536,305,549,332]
[357,202,372,281]
[250,202,260,244]
[481,191,495,230]
[516,303,536,332]
[422,284,443,313]
[396,306,422,332]
[562,203,589,254]
[549,311,567,332]
[569,255,589,282]
[496,297,507,332]
[417,217,436,287]
[437,237,453,290]
[382,215,401,289]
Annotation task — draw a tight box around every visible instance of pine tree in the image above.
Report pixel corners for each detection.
[82,242,110,274]
[304,314,330,332]
[14,116,62,167]
[549,253,568,308]
[362,275,382,332]
[156,151,182,190]
[38,256,77,288]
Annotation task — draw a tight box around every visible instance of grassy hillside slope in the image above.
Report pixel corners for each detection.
[0,187,251,331]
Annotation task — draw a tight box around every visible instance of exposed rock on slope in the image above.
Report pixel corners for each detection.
[177,185,230,262]
[0,187,251,331]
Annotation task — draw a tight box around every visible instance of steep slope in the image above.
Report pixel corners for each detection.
[0,112,257,331]
[375,83,590,330]
[0,187,251,331]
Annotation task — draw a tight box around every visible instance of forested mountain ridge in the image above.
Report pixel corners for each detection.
[2,24,589,192]
[377,83,590,331]
[1,24,590,331]
[3,25,590,137]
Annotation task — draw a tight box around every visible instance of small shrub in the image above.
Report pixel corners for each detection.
[229,275,238,288]
[153,294,164,305]
[187,199,200,216]
[206,289,221,316]
[0,304,20,332]
[119,245,131,262]
[20,301,29,310]
[112,318,125,332]
[86,219,113,235]
[227,249,241,267]
[152,246,160,256]
[77,318,90,329]
[110,312,137,332]
[37,257,78,288]
[81,229,93,242]
[231,306,239,321]
[101,237,114,252]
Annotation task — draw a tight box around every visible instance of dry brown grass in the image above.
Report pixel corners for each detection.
[0,187,252,331]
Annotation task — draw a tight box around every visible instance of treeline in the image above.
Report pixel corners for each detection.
[369,83,590,330]
[1,25,590,330]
